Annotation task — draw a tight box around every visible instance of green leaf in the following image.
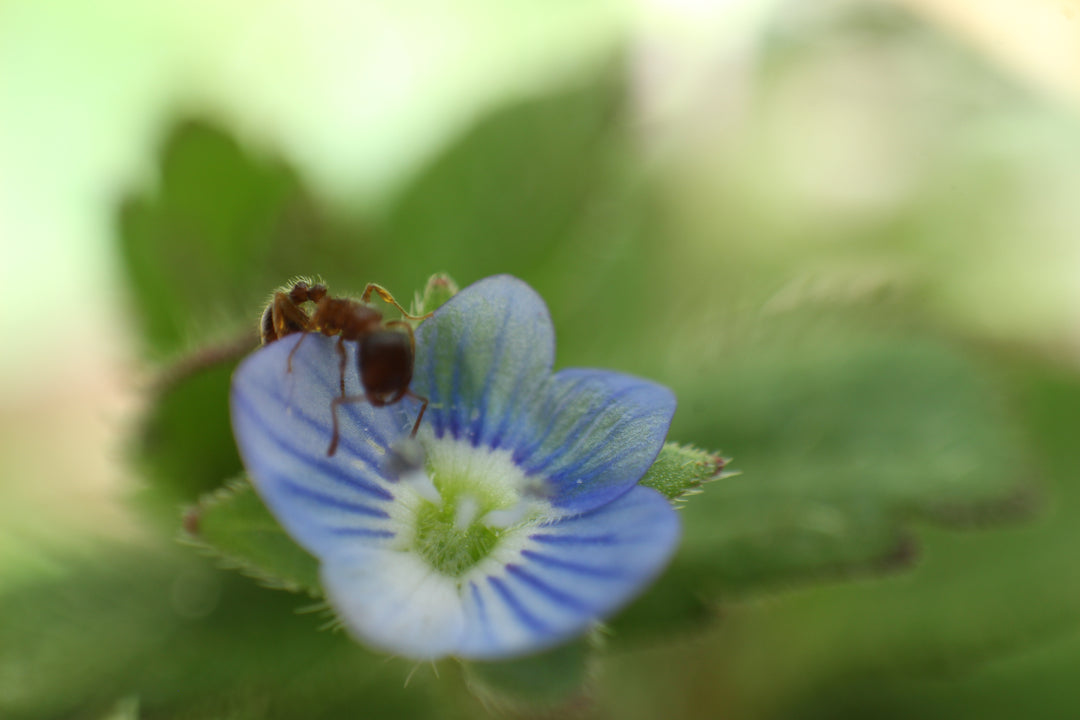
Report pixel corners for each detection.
[0,543,441,720]
[185,477,321,597]
[638,442,731,501]
[381,67,626,283]
[668,360,1080,718]
[671,335,1032,596]
[116,119,367,361]
[460,638,592,710]
[133,357,246,510]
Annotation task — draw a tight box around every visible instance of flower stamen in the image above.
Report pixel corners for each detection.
[454,495,480,530]
[481,501,531,529]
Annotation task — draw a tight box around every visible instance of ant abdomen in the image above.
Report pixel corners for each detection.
[359,330,414,406]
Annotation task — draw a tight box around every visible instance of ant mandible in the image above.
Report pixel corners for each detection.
[260,279,431,457]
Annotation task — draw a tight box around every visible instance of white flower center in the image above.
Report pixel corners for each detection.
[385,434,546,578]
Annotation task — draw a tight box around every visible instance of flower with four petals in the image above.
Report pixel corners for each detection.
[230,276,681,660]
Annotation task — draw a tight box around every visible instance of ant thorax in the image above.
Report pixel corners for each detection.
[310,297,383,338]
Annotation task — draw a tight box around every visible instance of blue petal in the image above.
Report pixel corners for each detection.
[515,369,675,514]
[413,277,674,514]
[230,333,414,558]
[412,275,554,447]
[321,546,468,660]
[456,486,680,659]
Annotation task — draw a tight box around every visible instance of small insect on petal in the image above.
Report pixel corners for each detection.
[258,280,432,454]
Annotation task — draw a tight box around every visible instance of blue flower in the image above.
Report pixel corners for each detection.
[230,276,680,660]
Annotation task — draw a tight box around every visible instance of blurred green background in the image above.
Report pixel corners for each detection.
[5,0,1080,717]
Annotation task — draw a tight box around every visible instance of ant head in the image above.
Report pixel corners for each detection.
[284,278,328,305]
[287,280,312,303]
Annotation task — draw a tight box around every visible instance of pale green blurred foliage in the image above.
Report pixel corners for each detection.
[3,0,1080,718]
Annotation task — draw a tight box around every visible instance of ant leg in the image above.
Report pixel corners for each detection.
[361,283,433,320]
[328,394,369,456]
[272,293,312,342]
[286,332,310,373]
[405,390,429,438]
[336,336,348,398]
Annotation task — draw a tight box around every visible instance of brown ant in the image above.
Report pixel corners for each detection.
[261,279,431,456]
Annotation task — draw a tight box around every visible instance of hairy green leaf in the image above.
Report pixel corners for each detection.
[184,477,321,597]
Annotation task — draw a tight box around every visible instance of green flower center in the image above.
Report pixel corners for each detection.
[402,437,541,578]
[414,500,501,577]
